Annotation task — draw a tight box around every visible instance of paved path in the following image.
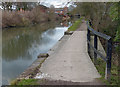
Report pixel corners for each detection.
[77,20,87,31]
[35,22,101,84]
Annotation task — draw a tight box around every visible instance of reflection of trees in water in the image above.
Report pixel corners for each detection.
[2,22,58,61]
[3,34,35,61]
[2,22,57,42]
[45,29,56,36]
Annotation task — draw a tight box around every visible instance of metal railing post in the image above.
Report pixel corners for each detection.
[94,35,97,64]
[105,38,112,81]
[87,28,90,55]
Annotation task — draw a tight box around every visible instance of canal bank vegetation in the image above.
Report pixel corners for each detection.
[68,17,84,31]
[95,58,118,85]
[11,79,39,85]
[1,2,61,28]
[69,2,120,85]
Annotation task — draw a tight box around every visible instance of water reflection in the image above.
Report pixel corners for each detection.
[2,22,57,61]
[2,21,69,85]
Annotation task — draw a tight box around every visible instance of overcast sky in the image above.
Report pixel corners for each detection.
[2,0,119,9]
[0,0,74,9]
[40,0,73,8]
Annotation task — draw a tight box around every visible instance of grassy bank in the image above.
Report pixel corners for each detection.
[68,17,84,31]
[94,58,119,85]
[11,79,39,85]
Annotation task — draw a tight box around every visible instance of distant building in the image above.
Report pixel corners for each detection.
[18,5,48,13]
[55,8,64,14]
[39,5,48,13]
[55,7,68,16]
[63,7,68,15]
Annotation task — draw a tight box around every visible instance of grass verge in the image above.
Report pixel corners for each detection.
[68,17,84,31]
[15,79,38,85]
[93,58,119,85]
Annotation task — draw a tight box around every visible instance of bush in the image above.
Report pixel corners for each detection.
[2,11,30,28]
[2,6,60,28]
[26,6,47,24]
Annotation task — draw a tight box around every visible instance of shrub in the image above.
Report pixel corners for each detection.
[2,11,30,28]
[2,6,60,28]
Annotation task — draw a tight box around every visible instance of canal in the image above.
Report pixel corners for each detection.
[2,21,71,85]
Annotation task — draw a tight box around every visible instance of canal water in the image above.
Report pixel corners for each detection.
[2,21,71,85]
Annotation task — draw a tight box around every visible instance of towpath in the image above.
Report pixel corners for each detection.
[35,21,103,85]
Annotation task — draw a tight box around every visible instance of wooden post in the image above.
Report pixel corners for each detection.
[94,35,97,64]
[105,38,112,81]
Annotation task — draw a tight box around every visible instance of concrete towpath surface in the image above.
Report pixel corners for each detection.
[77,20,87,31]
[35,21,102,85]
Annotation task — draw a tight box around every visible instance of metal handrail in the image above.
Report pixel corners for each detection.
[87,21,112,81]
[87,25,111,40]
